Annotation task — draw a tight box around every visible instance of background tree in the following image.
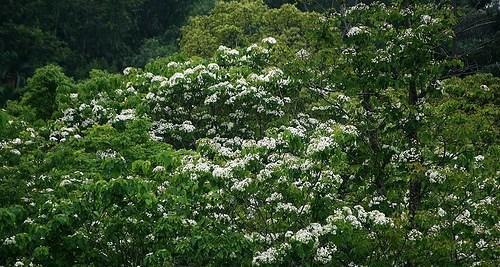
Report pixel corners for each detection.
[19,65,73,120]
[0,0,216,105]
[180,0,322,58]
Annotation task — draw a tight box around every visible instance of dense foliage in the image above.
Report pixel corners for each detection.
[0,0,216,105]
[1,1,499,266]
[180,0,323,58]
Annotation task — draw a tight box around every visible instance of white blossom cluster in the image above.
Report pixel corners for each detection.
[96,149,123,161]
[252,243,290,266]
[44,40,302,149]
[346,26,369,37]
[3,235,17,245]
[291,222,336,244]
[486,0,500,11]
[426,168,446,183]
[314,244,337,264]
[329,206,392,228]
[111,109,136,123]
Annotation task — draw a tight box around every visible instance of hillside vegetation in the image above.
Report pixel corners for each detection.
[1,1,499,266]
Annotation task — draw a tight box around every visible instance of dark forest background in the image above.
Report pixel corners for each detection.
[1,0,499,106]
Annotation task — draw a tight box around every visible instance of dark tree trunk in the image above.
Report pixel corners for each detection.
[361,93,386,197]
[407,79,422,228]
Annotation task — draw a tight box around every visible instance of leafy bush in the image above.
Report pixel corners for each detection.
[20,65,73,120]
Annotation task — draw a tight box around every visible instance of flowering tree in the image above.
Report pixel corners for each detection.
[0,1,498,267]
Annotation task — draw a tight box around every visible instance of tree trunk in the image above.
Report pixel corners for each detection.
[361,93,386,197]
[407,79,422,228]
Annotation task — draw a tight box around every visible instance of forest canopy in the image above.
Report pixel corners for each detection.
[0,0,216,103]
[1,1,499,266]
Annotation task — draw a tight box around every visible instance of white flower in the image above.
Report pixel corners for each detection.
[426,169,445,183]
[421,15,432,24]
[182,219,197,226]
[337,94,350,102]
[123,67,133,75]
[265,192,283,203]
[346,26,367,37]
[314,245,337,264]
[476,239,487,248]
[218,46,240,56]
[167,61,179,68]
[169,72,185,86]
[113,109,136,122]
[183,68,195,76]
[252,247,279,266]
[151,75,166,83]
[262,37,277,45]
[408,229,423,241]
[307,136,335,155]
[438,208,447,217]
[257,137,277,150]
[96,149,118,160]
[394,148,421,163]
[367,210,390,225]
[180,121,195,133]
[145,92,156,100]
[456,209,472,224]
[195,162,211,173]
[292,229,315,244]
[3,235,16,245]
[480,85,490,91]
[474,155,485,162]
[286,126,305,138]
[276,202,298,213]
[153,166,165,173]
[345,3,369,15]
[204,93,219,104]
[212,166,231,178]
[231,178,252,192]
[340,125,359,136]
[207,63,220,72]
[59,179,73,187]
[296,48,310,59]
[246,43,259,52]
[345,214,362,228]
